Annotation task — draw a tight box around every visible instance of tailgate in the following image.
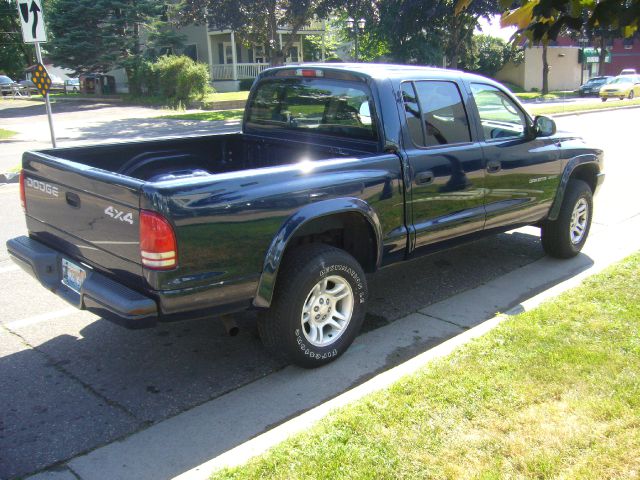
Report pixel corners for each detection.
[22,151,144,284]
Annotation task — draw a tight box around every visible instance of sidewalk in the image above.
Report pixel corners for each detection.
[27,210,640,480]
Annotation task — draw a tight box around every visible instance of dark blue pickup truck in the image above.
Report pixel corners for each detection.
[8,64,604,367]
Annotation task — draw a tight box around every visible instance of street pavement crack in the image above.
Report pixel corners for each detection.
[414,310,470,329]
[1,323,141,424]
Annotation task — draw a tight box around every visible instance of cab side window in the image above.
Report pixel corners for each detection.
[414,81,471,147]
[401,82,425,146]
[401,81,471,147]
[470,83,528,140]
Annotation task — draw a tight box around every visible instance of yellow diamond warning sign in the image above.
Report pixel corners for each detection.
[31,63,52,96]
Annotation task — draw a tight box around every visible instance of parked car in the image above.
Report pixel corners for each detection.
[19,79,37,94]
[0,75,18,95]
[620,68,637,75]
[578,76,612,96]
[599,75,640,101]
[64,78,79,93]
[7,64,605,367]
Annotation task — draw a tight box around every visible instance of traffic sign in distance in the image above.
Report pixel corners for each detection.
[17,0,47,43]
[31,64,52,96]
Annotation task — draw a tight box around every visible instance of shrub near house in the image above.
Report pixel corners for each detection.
[133,55,210,105]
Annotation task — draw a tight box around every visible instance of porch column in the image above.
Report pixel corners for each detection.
[230,30,238,81]
[206,33,214,79]
[300,35,304,62]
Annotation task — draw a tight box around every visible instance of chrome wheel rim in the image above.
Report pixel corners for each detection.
[570,198,589,245]
[301,275,354,347]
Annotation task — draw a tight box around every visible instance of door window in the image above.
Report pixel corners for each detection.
[414,81,471,147]
[471,83,528,140]
[401,82,425,146]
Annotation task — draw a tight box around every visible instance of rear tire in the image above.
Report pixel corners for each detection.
[541,179,593,258]
[601,97,607,102]
[258,244,368,368]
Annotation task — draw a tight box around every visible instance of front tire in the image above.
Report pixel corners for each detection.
[629,91,634,100]
[258,244,368,368]
[601,97,607,102]
[541,179,593,258]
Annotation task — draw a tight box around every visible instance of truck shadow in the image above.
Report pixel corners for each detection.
[59,117,241,142]
[0,229,595,479]
[0,100,119,119]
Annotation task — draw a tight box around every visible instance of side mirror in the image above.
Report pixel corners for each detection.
[534,115,556,137]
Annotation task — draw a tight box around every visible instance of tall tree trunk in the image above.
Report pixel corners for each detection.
[598,35,607,76]
[542,41,549,94]
[448,16,460,69]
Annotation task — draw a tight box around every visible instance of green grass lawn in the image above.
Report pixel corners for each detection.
[212,252,640,480]
[514,91,577,101]
[203,91,250,102]
[530,97,640,116]
[0,128,17,140]
[159,109,244,122]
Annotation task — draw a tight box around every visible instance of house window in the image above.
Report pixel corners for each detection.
[254,46,265,63]
[183,44,197,61]
[287,45,299,63]
[223,42,234,64]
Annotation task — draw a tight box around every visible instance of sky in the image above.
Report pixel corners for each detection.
[475,15,518,41]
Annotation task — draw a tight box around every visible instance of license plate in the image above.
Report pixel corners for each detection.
[61,258,87,293]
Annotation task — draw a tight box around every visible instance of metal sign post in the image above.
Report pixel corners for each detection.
[17,0,57,148]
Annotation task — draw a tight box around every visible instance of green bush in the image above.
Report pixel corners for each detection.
[239,78,256,91]
[130,55,211,105]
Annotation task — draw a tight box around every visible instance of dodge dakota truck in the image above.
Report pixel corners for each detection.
[7,64,604,367]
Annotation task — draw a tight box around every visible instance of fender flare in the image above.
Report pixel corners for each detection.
[548,154,599,221]
[253,198,383,308]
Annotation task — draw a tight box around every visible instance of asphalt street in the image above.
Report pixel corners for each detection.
[0,104,638,479]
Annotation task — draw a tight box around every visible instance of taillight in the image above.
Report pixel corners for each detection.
[19,170,26,211]
[139,210,177,270]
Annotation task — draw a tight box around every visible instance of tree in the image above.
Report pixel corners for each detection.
[47,0,172,92]
[462,34,523,77]
[459,0,640,42]
[0,1,35,78]
[177,0,338,66]
[359,0,501,68]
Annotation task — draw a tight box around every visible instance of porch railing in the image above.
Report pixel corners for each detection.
[211,63,272,80]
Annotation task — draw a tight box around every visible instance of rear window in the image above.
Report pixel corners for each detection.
[246,78,378,141]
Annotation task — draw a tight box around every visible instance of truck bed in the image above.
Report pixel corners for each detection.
[38,132,373,182]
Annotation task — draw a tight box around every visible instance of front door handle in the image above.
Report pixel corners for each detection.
[415,170,434,185]
[486,160,501,173]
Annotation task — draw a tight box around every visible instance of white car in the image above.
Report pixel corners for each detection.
[620,68,637,76]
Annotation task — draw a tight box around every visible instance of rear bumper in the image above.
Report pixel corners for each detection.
[6,235,158,328]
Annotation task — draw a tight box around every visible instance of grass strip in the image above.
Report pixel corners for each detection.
[158,110,244,122]
[213,252,640,480]
[515,91,577,101]
[530,97,640,116]
[0,128,17,140]
[203,91,250,102]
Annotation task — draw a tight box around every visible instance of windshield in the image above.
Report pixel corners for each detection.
[0,76,13,84]
[587,78,606,85]
[612,77,633,84]
[246,78,378,141]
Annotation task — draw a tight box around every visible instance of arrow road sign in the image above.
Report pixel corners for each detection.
[17,0,47,43]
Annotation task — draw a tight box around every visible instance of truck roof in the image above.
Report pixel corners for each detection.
[261,63,499,86]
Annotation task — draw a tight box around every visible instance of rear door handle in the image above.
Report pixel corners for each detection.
[486,160,501,173]
[415,171,434,185]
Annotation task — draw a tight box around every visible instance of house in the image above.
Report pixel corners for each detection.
[177,20,329,92]
[496,45,584,91]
